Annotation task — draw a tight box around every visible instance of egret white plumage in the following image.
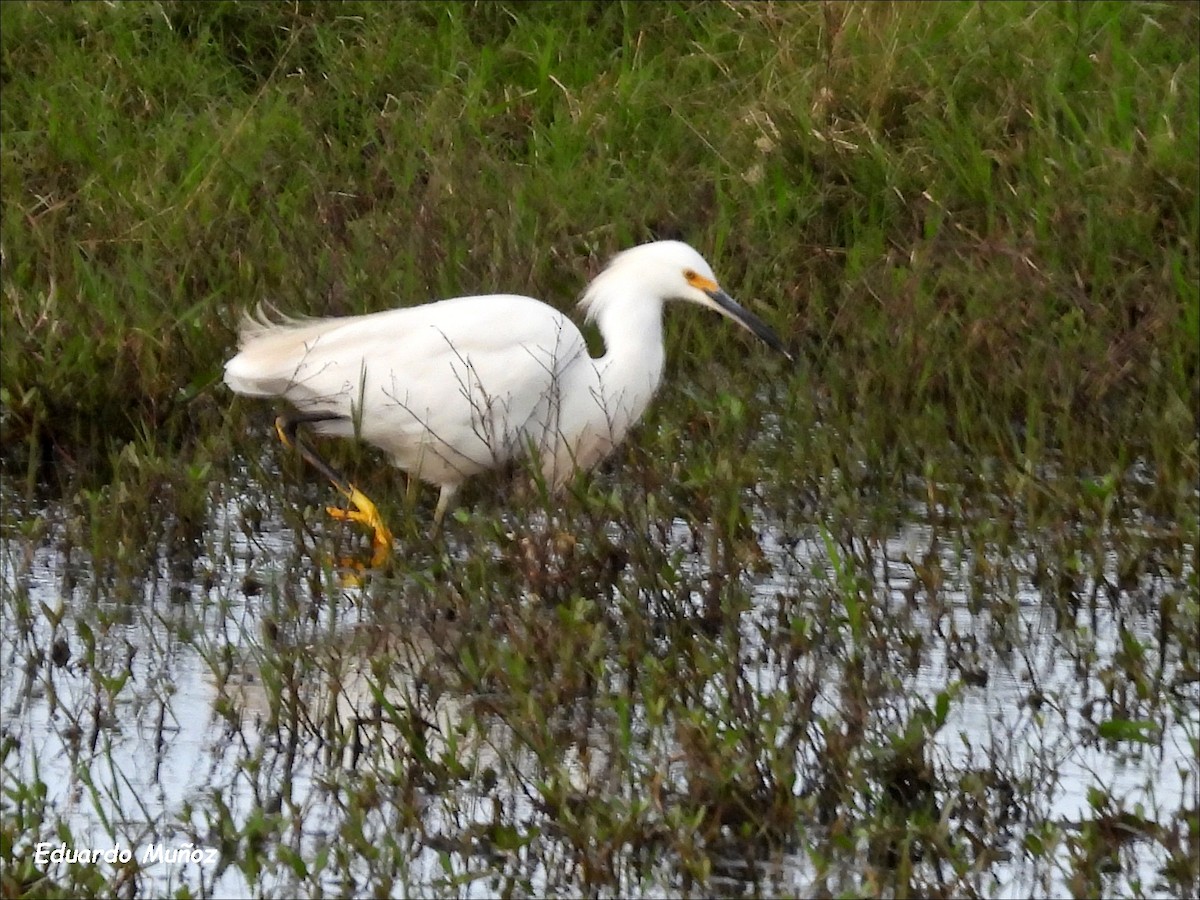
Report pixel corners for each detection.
[224,240,789,565]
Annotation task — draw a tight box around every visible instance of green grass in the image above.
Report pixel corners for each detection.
[2,0,1195,481]
[1,1,1198,898]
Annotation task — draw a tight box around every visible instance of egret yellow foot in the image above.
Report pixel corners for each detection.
[326,484,394,569]
[274,413,395,573]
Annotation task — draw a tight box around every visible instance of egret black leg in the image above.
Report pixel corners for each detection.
[274,413,394,568]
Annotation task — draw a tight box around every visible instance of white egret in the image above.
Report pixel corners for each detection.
[224,240,789,565]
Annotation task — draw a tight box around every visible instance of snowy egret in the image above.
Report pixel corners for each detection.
[224,240,789,564]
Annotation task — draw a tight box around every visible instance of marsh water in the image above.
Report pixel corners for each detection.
[4,1,1198,897]
[2,455,1196,899]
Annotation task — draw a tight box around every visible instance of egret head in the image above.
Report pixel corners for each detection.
[581,240,792,360]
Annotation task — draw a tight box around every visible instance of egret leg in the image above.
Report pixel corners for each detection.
[432,484,459,536]
[275,414,394,568]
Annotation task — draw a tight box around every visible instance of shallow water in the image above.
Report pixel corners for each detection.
[2,467,1196,898]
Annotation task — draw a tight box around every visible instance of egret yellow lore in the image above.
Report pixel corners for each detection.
[224,240,790,565]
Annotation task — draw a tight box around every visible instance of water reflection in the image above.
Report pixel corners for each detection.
[2,474,1196,898]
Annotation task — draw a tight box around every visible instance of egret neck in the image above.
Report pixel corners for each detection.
[581,277,668,447]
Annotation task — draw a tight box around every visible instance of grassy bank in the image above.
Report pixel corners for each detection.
[2,0,1196,487]
[2,1,1197,898]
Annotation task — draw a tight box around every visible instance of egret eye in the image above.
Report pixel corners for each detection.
[683,269,698,282]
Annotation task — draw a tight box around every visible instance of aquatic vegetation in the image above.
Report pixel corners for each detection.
[2,2,1197,897]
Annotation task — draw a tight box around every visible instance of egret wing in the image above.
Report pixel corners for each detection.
[225,295,593,483]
